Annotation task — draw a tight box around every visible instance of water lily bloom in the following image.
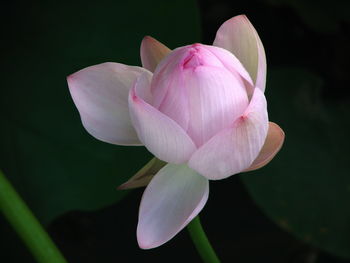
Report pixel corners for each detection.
[67,15,284,249]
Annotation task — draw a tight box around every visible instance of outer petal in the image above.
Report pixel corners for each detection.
[213,15,267,92]
[128,75,197,164]
[140,36,171,72]
[244,122,285,172]
[117,157,166,190]
[137,164,209,249]
[188,88,268,180]
[67,62,148,145]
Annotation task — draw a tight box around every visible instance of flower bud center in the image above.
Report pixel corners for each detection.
[181,44,224,70]
[182,44,207,69]
[183,53,202,69]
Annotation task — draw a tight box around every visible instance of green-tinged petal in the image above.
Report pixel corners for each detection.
[117,158,166,190]
[140,36,171,72]
[214,15,267,92]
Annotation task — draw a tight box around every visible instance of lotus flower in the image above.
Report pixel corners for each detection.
[67,15,285,249]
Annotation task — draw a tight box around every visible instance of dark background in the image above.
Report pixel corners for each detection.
[1,0,350,262]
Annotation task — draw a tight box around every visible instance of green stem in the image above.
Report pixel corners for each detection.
[187,216,221,263]
[0,170,68,263]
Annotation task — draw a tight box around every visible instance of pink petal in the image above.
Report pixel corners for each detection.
[185,66,249,147]
[137,164,209,249]
[132,71,153,104]
[128,75,196,164]
[67,62,149,145]
[188,88,268,180]
[244,122,285,172]
[150,44,250,146]
[213,15,267,92]
[140,36,171,72]
[204,45,254,96]
[150,47,192,130]
[152,63,190,130]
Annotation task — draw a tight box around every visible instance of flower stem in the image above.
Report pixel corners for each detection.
[0,170,68,263]
[187,215,221,263]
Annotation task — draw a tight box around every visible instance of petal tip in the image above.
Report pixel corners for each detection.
[137,238,157,250]
[136,228,164,249]
[231,14,252,25]
[66,74,73,81]
[66,72,80,98]
[142,35,154,43]
[66,73,76,86]
[223,14,249,25]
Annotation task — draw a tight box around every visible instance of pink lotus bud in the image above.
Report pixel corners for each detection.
[150,43,251,147]
[67,15,285,250]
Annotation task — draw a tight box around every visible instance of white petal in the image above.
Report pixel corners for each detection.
[137,164,209,249]
[214,15,267,92]
[67,62,149,145]
[188,88,268,180]
[185,66,249,147]
[128,75,196,163]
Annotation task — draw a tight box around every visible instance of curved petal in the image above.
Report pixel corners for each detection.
[188,88,268,180]
[137,164,209,249]
[244,122,285,172]
[213,15,267,92]
[185,66,249,147]
[128,75,196,164]
[152,62,190,130]
[132,71,153,104]
[67,62,149,145]
[150,46,193,130]
[140,36,171,72]
[205,45,253,85]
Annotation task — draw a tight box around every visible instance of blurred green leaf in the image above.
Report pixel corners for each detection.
[0,0,200,224]
[241,67,350,258]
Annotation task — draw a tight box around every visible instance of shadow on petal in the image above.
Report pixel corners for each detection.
[244,122,285,172]
[117,158,166,190]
